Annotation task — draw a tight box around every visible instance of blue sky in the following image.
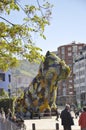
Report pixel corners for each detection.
[2,0,86,55]
[36,0,86,54]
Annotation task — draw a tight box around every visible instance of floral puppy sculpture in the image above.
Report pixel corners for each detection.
[15,51,70,115]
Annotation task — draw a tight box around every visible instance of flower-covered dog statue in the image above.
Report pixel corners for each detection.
[15,51,70,115]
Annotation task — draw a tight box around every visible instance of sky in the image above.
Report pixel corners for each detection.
[36,0,86,54]
[2,0,86,55]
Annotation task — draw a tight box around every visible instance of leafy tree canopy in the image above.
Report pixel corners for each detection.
[0,89,8,97]
[0,0,53,71]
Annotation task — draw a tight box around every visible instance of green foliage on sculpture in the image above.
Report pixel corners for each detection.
[15,51,70,115]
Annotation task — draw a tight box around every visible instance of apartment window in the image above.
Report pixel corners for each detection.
[63,88,66,96]
[62,54,65,59]
[69,85,72,88]
[61,47,65,54]
[72,46,77,52]
[0,73,5,81]
[68,52,72,56]
[69,80,72,83]
[68,47,71,51]
[8,74,11,82]
[78,46,82,50]
[69,91,73,94]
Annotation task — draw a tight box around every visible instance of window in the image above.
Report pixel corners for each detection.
[8,74,11,82]
[78,46,82,50]
[69,80,72,83]
[68,52,72,56]
[63,88,66,96]
[0,73,5,81]
[68,47,71,51]
[69,91,73,94]
[62,54,65,59]
[72,46,77,52]
[61,47,65,54]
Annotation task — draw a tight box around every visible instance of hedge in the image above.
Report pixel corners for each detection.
[0,98,15,115]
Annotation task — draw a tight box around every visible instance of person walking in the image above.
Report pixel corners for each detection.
[0,107,6,130]
[75,109,79,118]
[0,107,6,121]
[60,104,74,130]
[78,106,86,130]
[56,108,59,121]
[6,108,12,120]
[30,108,33,119]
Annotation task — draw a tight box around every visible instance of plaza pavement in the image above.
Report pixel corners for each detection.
[24,114,80,130]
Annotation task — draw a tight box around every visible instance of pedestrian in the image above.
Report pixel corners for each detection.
[30,108,33,119]
[75,109,79,118]
[37,108,40,119]
[0,107,6,130]
[56,108,59,121]
[60,104,74,130]
[78,106,86,130]
[0,107,6,121]
[6,108,13,120]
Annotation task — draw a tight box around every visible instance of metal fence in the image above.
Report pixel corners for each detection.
[0,118,26,130]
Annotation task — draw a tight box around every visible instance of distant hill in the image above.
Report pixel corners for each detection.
[11,60,40,92]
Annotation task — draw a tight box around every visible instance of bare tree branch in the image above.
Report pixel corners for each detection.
[0,16,15,26]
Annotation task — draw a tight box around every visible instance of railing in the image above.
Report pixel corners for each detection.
[26,111,57,119]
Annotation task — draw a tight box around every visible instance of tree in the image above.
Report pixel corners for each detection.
[0,0,53,71]
[0,89,8,97]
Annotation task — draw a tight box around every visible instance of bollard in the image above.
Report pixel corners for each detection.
[32,123,36,130]
[56,123,59,130]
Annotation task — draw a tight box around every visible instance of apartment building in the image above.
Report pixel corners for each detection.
[0,70,11,92]
[74,45,86,107]
[57,42,85,106]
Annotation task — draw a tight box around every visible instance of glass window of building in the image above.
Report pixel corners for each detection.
[69,85,72,88]
[61,47,65,54]
[69,80,72,83]
[68,47,71,51]
[62,54,65,59]
[68,52,72,56]
[69,91,73,94]
[72,46,77,52]
[63,88,66,96]
[0,73,5,81]
[78,46,82,50]
[8,74,11,82]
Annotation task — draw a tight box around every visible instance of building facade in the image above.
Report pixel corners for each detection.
[74,46,86,107]
[57,42,85,106]
[0,70,11,92]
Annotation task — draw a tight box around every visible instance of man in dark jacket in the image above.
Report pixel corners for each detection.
[60,104,74,130]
